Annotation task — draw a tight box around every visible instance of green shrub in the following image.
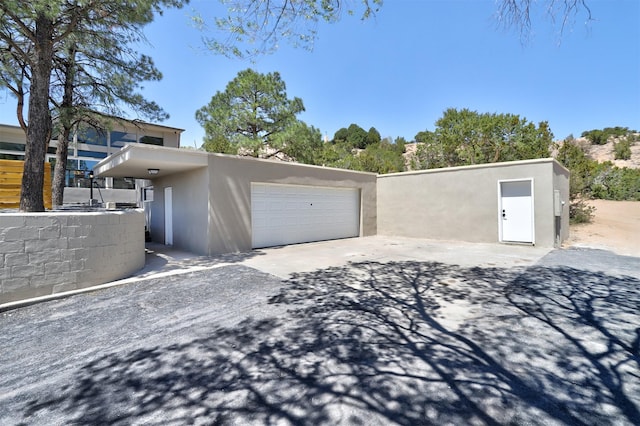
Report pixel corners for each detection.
[581,127,636,145]
[557,135,640,216]
[570,198,596,224]
[591,164,640,201]
[581,129,606,144]
[614,138,632,160]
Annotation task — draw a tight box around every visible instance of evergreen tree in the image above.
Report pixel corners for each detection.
[0,0,184,211]
[196,69,304,157]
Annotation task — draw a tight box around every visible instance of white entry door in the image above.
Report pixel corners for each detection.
[499,180,534,244]
[164,187,173,246]
[251,183,360,248]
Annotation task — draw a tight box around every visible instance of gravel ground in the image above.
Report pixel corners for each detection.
[1,248,639,425]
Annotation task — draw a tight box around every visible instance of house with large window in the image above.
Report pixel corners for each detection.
[0,119,184,205]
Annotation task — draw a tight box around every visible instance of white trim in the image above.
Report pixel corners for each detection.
[164,187,173,246]
[0,150,24,158]
[378,158,566,178]
[93,144,208,179]
[498,178,535,245]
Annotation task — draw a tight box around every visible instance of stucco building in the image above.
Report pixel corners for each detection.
[95,144,569,255]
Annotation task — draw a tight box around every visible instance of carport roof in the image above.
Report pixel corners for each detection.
[93,144,208,179]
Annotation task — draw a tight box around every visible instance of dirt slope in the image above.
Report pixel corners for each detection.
[565,199,640,257]
[586,138,640,169]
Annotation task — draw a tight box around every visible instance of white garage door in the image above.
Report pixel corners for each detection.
[251,183,360,248]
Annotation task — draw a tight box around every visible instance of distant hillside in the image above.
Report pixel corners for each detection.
[403,136,640,170]
[581,137,640,169]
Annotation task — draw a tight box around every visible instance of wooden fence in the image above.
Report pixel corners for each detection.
[0,159,52,209]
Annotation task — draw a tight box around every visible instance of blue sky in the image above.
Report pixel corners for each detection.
[0,0,638,148]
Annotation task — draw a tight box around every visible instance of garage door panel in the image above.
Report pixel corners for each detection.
[252,183,360,248]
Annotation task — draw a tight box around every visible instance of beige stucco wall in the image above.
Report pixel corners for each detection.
[205,155,377,255]
[142,148,567,255]
[147,153,376,256]
[150,167,210,255]
[553,161,571,244]
[377,158,569,248]
[0,124,25,145]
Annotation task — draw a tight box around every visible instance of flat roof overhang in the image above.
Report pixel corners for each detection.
[93,144,208,179]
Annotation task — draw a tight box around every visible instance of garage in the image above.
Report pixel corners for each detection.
[251,183,361,248]
[93,145,377,255]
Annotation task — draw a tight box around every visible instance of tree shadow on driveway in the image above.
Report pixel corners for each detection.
[21,260,640,425]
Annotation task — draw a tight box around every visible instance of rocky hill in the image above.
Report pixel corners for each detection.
[403,136,640,170]
[582,137,640,169]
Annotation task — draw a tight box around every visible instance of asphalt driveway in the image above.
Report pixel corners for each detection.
[1,238,639,425]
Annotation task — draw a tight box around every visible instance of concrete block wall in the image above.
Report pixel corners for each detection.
[0,209,145,305]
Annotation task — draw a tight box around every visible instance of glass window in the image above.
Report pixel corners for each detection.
[67,169,86,188]
[58,159,99,188]
[76,159,99,172]
[0,141,26,151]
[139,136,164,146]
[65,159,77,170]
[77,128,107,146]
[110,130,137,148]
[112,177,136,190]
[77,150,107,159]
[0,153,24,160]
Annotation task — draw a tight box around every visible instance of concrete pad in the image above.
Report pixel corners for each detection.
[1,237,551,311]
[242,236,552,278]
[134,237,552,282]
